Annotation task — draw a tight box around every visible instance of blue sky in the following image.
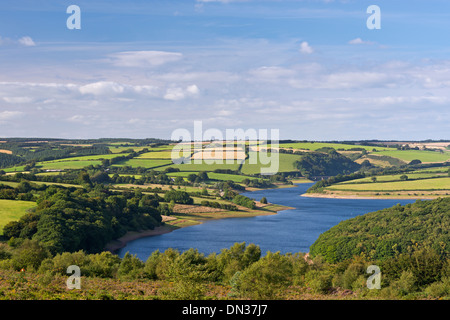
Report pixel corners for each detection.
[0,0,449,140]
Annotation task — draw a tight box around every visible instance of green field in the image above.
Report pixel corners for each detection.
[0,181,20,187]
[339,172,447,184]
[108,174,143,179]
[240,152,302,175]
[1,180,80,189]
[412,166,450,173]
[136,151,174,159]
[36,160,103,170]
[0,199,36,235]
[203,172,258,182]
[109,146,148,153]
[160,161,242,172]
[109,145,174,154]
[147,145,174,151]
[36,172,65,176]
[111,159,173,169]
[2,166,26,173]
[327,177,450,192]
[166,171,257,183]
[376,150,450,163]
[278,142,392,152]
[51,154,129,162]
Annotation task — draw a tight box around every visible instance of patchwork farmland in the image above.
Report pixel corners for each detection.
[0,139,448,202]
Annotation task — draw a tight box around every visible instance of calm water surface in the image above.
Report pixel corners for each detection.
[118,183,415,260]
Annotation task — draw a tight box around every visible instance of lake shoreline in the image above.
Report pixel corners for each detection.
[104,225,178,254]
[104,186,295,254]
[104,181,437,255]
[302,192,437,200]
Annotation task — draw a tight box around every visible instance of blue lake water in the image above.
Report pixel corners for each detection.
[118,183,415,260]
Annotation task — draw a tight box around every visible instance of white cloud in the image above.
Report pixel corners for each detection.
[0,111,24,121]
[248,66,296,81]
[3,96,33,104]
[299,41,314,54]
[18,36,36,47]
[66,115,86,123]
[78,81,161,98]
[108,51,183,67]
[348,38,375,45]
[186,84,200,95]
[79,81,125,95]
[0,35,36,47]
[164,85,200,101]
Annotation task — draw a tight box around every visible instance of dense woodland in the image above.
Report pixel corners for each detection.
[294,149,362,178]
[1,184,163,254]
[310,197,450,263]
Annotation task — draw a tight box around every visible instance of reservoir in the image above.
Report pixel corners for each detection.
[118,183,415,260]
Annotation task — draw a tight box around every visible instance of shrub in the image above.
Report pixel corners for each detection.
[11,239,50,271]
[424,277,450,298]
[85,251,121,278]
[392,270,417,296]
[118,252,145,279]
[164,190,193,205]
[161,248,210,300]
[39,250,90,276]
[232,195,256,209]
[305,270,333,294]
[342,262,365,290]
[237,252,292,299]
[216,242,261,283]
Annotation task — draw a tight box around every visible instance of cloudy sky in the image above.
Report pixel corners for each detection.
[0,0,449,140]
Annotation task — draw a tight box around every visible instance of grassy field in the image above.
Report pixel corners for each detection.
[159,161,242,172]
[109,146,148,154]
[1,180,80,189]
[51,154,129,162]
[375,150,450,163]
[108,173,143,179]
[412,166,450,173]
[339,172,447,184]
[165,171,257,183]
[111,159,173,169]
[327,177,450,192]
[240,152,302,175]
[203,172,258,182]
[136,151,174,159]
[278,142,392,152]
[0,199,36,235]
[2,166,26,173]
[36,160,103,170]
[109,145,174,154]
[356,155,405,167]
